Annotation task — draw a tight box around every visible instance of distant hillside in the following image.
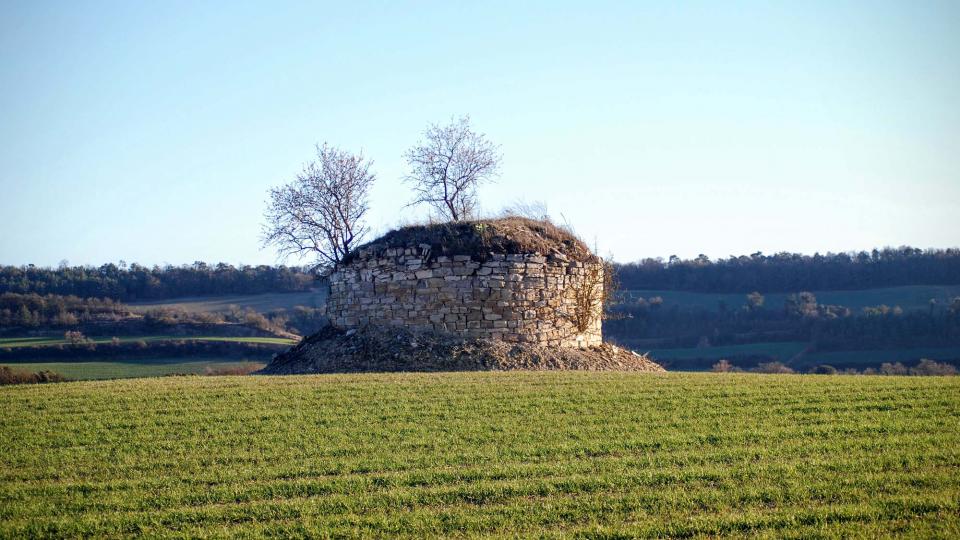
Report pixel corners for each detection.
[620,285,960,313]
[615,247,960,293]
[128,290,326,314]
[0,263,315,301]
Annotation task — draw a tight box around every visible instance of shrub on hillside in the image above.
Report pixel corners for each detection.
[879,362,909,375]
[711,359,742,373]
[64,330,89,344]
[193,311,226,324]
[223,306,288,335]
[204,363,264,376]
[284,306,328,336]
[809,365,838,375]
[0,366,68,385]
[752,362,795,374]
[909,359,958,376]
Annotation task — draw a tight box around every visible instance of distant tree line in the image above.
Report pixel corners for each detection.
[604,291,960,351]
[0,263,314,301]
[711,358,957,376]
[1,292,326,338]
[0,293,131,327]
[0,292,284,334]
[614,247,960,293]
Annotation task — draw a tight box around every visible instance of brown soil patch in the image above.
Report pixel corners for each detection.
[258,325,665,374]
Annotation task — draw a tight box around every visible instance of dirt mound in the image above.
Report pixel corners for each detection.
[342,216,595,265]
[259,325,665,374]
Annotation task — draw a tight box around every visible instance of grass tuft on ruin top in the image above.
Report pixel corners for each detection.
[343,216,596,265]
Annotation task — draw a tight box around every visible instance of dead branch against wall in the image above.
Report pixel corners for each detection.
[568,260,612,334]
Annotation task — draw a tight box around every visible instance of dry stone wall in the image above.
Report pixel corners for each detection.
[327,245,603,348]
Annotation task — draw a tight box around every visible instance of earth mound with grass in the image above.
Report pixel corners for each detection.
[259,326,664,374]
[342,216,596,264]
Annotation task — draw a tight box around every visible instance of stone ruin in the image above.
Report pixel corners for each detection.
[327,248,603,349]
[261,217,665,374]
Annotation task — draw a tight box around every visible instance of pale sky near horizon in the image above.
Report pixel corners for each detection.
[2,1,958,268]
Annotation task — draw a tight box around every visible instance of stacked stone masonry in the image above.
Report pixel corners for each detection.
[327,245,603,348]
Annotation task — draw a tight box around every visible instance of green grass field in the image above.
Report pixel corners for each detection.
[127,290,326,314]
[624,284,960,312]
[1,372,957,537]
[0,359,265,380]
[0,335,297,349]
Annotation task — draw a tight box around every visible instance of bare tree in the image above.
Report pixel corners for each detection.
[403,116,501,221]
[262,144,375,270]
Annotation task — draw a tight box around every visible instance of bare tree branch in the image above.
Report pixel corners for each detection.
[403,116,501,221]
[262,144,375,272]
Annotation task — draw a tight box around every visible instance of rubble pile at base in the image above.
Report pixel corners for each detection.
[259,325,665,375]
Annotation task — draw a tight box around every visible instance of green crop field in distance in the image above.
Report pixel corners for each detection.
[0,359,266,380]
[127,290,327,314]
[0,335,297,349]
[1,372,957,537]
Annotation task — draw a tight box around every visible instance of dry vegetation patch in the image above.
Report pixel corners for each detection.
[0,366,68,385]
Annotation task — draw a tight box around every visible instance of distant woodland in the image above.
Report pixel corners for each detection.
[615,247,960,293]
[606,292,960,350]
[0,263,314,301]
[3,247,958,302]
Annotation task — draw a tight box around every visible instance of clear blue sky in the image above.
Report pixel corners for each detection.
[2,1,958,267]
